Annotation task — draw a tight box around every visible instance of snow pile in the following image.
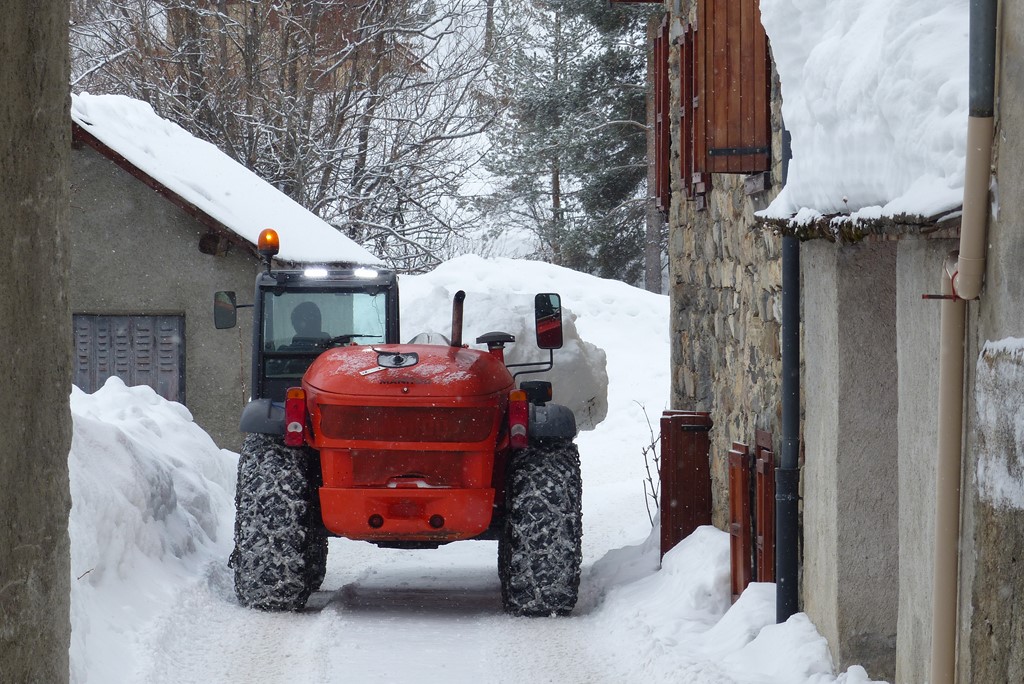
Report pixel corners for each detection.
[759,0,968,221]
[401,255,611,429]
[588,527,876,683]
[70,92,379,266]
[69,378,237,684]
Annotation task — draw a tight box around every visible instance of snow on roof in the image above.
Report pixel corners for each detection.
[70,92,381,265]
[759,0,969,222]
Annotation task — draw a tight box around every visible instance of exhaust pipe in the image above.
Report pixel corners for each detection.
[450,290,466,347]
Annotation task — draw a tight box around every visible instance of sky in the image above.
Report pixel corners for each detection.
[69,256,881,684]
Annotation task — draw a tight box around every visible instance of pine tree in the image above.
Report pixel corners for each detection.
[482,0,659,286]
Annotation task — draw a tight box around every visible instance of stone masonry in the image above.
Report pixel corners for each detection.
[665,4,786,529]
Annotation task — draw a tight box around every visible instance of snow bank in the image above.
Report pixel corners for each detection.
[587,526,882,683]
[401,255,611,429]
[400,254,670,555]
[69,378,237,684]
[759,0,968,220]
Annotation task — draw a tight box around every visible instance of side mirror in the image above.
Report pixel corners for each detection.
[214,291,238,329]
[534,293,563,350]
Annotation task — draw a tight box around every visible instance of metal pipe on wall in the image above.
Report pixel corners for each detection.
[930,1,997,682]
[930,257,968,684]
[776,233,800,623]
[777,129,801,624]
[954,0,998,301]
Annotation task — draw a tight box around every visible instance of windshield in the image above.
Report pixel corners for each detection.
[262,289,387,379]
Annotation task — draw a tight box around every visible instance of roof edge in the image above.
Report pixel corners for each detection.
[756,209,963,242]
[71,120,260,259]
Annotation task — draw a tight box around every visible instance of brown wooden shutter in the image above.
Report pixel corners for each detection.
[728,441,754,601]
[695,0,771,174]
[659,411,714,557]
[653,17,672,211]
[755,429,776,582]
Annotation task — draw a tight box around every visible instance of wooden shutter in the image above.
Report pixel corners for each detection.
[73,314,186,404]
[678,23,711,206]
[653,17,672,210]
[755,429,776,582]
[728,441,753,601]
[695,0,771,174]
[659,411,714,557]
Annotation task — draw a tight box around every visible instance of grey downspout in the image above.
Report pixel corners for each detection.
[777,129,801,623]
[930,1,997,682]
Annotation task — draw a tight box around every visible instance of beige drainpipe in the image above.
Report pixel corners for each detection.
[929,1,997,675]
[952,116,996,302]
[930,255,967,684]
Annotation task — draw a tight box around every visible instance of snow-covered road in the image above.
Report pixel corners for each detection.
[137,539,625,684]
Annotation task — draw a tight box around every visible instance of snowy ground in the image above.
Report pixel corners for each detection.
[69,257,881,683]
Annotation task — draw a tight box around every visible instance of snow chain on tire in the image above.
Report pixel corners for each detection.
[499,440,583,617]
[231,433,328,611]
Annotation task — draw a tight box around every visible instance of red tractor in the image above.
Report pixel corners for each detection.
[214,230,582,616]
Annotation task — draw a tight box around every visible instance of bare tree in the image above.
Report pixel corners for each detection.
[1,1,73,680]
[71,0,503,272]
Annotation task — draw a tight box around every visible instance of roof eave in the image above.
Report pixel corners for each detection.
[72,120,261,260]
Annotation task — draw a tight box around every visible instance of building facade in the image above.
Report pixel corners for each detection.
[626,0,1024,681]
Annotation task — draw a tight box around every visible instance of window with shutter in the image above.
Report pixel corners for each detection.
[73,314,186,404]
[694,0,771,175]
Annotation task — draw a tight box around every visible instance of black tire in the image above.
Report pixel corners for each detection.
[499,441,583,617]
[231,433,327,610]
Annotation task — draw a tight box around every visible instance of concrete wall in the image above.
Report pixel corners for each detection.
[0,2,73,680]
[801,240,899,681]
[893,237,957,682]
[70,144,258,450]
[957,5,1024,678]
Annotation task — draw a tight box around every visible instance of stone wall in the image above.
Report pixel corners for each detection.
[666,4,785,528]
[668,176,783,526]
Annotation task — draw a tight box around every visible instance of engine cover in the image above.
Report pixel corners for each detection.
[303,343,514,399]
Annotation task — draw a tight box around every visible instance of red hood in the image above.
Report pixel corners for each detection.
[303,344,514,399]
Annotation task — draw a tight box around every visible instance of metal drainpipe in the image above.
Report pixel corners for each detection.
[930,1,996,682]
[777,129,800,623]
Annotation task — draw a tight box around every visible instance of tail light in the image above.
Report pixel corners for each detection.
[509,389,529,449]
[284,387,306,446]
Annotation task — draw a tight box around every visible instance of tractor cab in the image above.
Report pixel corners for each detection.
[214,229,400,428]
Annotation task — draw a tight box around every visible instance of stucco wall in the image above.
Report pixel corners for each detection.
[70,144,258,450]
[893,237,957,682]
[800,240,841,657]
[1,3,72,679]
[801,240,899,681]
